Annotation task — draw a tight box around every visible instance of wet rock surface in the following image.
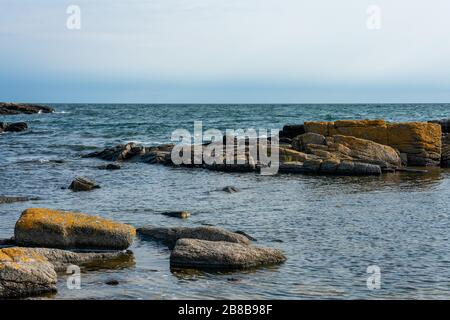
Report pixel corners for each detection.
[137,226,251,249]
[170,239,286,270]
[0,102,54,115]
[69,177,100,192]
[14,208,136,250]
[97,163,121,170]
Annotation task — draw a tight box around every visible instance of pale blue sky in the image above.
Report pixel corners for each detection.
[1,0,450,103]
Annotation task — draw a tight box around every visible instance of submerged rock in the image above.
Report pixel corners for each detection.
[161,211,190,219]
[170,239,286,270]
[69,177,100,192]
[14,208,136,250]
[222,186,240,193]
[97,163,121,170]
[0,102,54,115]
[0,247,57,298]
[137,226,250,249]
[0,196,40,204]
[0,122,28,133]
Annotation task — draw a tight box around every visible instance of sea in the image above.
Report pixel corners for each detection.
[1,103,450,299]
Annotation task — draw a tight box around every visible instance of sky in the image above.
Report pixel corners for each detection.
[0,0,450,103]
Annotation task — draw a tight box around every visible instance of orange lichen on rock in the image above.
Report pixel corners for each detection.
[14,208,136,250]
[304,119,441,166]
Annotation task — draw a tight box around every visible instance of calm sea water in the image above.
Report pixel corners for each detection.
[1,104,450,299]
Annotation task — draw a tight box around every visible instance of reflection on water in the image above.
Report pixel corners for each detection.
[2,104,450,299]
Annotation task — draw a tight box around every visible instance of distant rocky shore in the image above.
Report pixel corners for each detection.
[0,102,54,115]
[83,119,449,176]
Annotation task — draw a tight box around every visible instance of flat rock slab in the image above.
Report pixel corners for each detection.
[14,208,136,250]
[137,226,250,249]
[170,239,286,270]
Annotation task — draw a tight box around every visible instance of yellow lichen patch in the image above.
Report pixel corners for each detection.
[16,208,136,236]
[0,247,49,272]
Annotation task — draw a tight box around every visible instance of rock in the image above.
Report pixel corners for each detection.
[0,102,54,115]
[442,133,450,167]
[0,122,28,133]
[278,147,311,163]
[170,239,286,270]
[0,247,133,298]
[83,142,145,161]
[291,133,326,152]
[323,135,402,168]
[304,120,441,166]
[279,124,305,139]
[161,211,190,219]
[279,160,381,175]
[68,177,100,192]
[222,186,240,193]
[97,163,121,170]
[0,196,40,204]
[28,248,133,272]
[429,119,450,133]
[106,279,119,286]
[0,247,57,298]
[141,150,173,165]
[234,230,257,241]
[0,238,15,246]
[137,226,250,249]
[14,208,136,250]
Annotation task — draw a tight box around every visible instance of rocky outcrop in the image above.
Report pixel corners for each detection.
[304,120,441,166]
[14,208,136,250]
[137,226,251,249]
[0,247,134,298]
[0,122,28,133]
[68,177,100,192]
[170,239,286,270]
[0,196,40,204]
[442,133,450,167]
[0,103,54,115]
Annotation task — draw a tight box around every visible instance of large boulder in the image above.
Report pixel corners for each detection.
[304,120,441,166]
[0,102,54,115]
[137,226,251,249]
[170,239,286,270]
[14,208,136,250]
[0,247,57,298]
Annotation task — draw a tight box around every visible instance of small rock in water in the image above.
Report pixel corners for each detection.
[170,239,286,270]
[161,211,190,219]
[68,177,100,192]
[222,186,240,193]
[97,163,121,170]
[105,279,120,286]
[0,122,28,133]
[234,230,257,241]
[0,196,40,204]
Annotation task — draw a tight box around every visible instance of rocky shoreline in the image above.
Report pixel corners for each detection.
[2,102,450,299]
